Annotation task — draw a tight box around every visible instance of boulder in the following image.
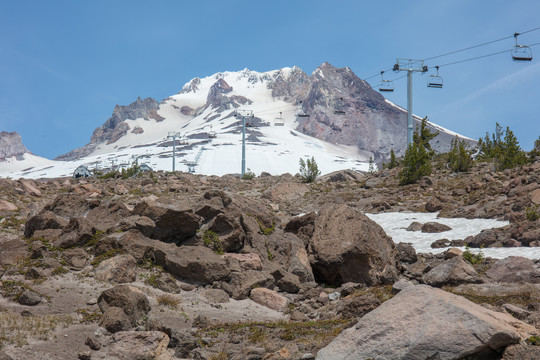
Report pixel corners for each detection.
[431,239,450,249]
[317,169,363,183]
[24,210,69,238]
[395,242,417,263]
[485,256,540,283]
[132,199,201,243]
[316,285,535,360]
[85,336,102,350]
[406,222,423,232]
[95,254,137,283]
[422,256,482,287]
[0,200,17,211]
[62,247,89,270]
[18,290,42,306]
[99,306,132,333]
[86,199,133,233]
[392,279,414,294]
[153,245,230,285]
[502,343,540,360]
[20,180,41,196]
[208,214,245,252]
[421,222,451,233]
[108,331,170,360]
[468,229,499,248]
[518,229,540,246]
[202,289,230,304]
[96,230,156,262]
[425,197,443,212]
[529,188,540,205]
[221,253,262,271]
[42,194,92,218]
[221,270,274,300]
[110,215,156,238]
[338,294,381,319]
[308,204,399,286]
[249,287,289,310]
[98,285,151,324]
[276,272,301,294]
[444,248,463,259]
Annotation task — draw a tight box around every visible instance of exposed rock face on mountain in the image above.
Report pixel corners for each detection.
[0,131,28,160]
[55,63,473,164]
[55,97,163,160]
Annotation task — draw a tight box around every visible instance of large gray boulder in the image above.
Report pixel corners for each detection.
[316,285,535,360]
[307,204,399,286]
[153,245,230,285]
[132,198,201,243]
[98,285,151,325]
[422,256,482,287]
[485,256,540,284]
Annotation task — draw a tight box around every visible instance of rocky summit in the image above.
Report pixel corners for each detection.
[0,62,474,180]
[0,156,539,359]
[0,131,28,160]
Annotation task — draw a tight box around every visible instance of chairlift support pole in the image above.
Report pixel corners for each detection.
[236,110,253,177]
[393,59,427,148]
[166,131,181,172]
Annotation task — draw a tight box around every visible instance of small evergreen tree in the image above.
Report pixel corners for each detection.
[413,117,439,154]
[299,156,321,183]
[368,156,376,174]
[399,141,432,185]
[387,149,398,169]
[447,136,473,173]
[399,119,437,185]
[497,127,527,170]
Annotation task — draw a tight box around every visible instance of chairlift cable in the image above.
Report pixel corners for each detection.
[424,26,540,61]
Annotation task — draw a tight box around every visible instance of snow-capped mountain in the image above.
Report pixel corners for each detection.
[0,63,473,179]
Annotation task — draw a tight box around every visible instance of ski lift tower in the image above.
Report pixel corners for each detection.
[166,131,181,172]
[393,59,427,147]
[235,110,253,177]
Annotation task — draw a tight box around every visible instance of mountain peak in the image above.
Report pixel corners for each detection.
[0,131,28,160]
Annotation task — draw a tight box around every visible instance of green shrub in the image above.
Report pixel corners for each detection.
[203,230,224,255]
[526,205,540,221]
[121,163,141,179]
[447,136,473,173]
[299,156,321,183]
[242,168,256,180]
[463,245,484,264]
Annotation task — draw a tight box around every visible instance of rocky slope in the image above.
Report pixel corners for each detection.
[0,131,28,160]
[0,159,539,359]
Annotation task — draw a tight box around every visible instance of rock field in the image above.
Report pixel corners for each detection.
[0,159,539,359]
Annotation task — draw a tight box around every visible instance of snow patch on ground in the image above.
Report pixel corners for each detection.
[366,212,538,260]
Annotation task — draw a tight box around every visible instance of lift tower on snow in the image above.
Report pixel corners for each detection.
[392,59,428,147]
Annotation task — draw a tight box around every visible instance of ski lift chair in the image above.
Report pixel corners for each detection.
[427,66,443,88]
[512,33,533,61]
[334,97,346,115]
[378,71,394,92]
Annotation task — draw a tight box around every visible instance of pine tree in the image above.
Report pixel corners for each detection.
[399,141,432,185]
[497,127,527,170]
[447,136,473,173]
[413,117,439,153]
[387,149,398,169]
[368,156,376,174]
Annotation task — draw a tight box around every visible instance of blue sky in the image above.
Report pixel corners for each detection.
[1,0,539,158]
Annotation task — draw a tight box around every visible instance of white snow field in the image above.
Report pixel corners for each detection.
[1,68,371,179]
[366,212,540,260]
